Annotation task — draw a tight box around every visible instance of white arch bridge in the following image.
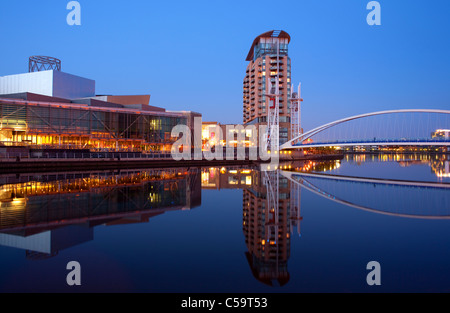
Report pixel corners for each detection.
[280,109,450,150]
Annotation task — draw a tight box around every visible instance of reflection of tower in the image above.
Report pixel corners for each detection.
[289,178,303,236]
[243,169,291,286]
[264,170,279,253]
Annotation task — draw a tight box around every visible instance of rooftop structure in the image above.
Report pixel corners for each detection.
[28,56,62,73]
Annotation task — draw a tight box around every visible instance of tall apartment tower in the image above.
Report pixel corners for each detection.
[243,30,291,145]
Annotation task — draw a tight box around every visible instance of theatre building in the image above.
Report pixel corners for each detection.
[0,57,200,153]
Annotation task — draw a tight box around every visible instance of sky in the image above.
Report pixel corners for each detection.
[0,0,449,131]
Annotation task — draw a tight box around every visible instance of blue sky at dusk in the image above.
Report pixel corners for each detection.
[0,0,449,131]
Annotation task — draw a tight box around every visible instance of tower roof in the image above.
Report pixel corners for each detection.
[246,30,291,61]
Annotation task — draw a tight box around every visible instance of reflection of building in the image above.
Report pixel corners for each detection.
[240,160,342,286]
[0,60,201,152]
[0,225,94,260]
[200,165,309,286]
[201,167,254,190]
[431,156,450,178]
[243,30,292,145]
[286,159,341,173]
[242,169,293,287]
[0,168,201,259]
[342,153,450,178]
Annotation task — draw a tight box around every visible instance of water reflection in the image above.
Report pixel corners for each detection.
[0,153,449,289]
[0,169,201,259]
[283,171,450,219]
[282,154,450,219]
[242,170,293,287]
[431,158,450,178]
[201,160,341,286]
[345,153,450,179]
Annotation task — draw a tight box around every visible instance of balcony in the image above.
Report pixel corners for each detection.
[270,60,284,65]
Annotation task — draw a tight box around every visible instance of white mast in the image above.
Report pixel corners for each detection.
[290,83,303,141]
[265,39,280,154]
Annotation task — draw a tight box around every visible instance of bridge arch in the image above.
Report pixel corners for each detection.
[281,109,450,149]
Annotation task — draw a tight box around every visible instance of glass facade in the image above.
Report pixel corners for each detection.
[0,99,187,152]
[253,38,289,61]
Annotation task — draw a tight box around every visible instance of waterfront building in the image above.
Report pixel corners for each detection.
[202,121,256,150]
[0,58,201,153]
[432,129,450,139]
[243,30,292,145]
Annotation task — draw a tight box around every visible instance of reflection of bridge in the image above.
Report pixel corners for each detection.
[281,109,450,150]
[281,170,450,219]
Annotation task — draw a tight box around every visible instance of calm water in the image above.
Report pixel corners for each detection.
[0,153,449,293]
